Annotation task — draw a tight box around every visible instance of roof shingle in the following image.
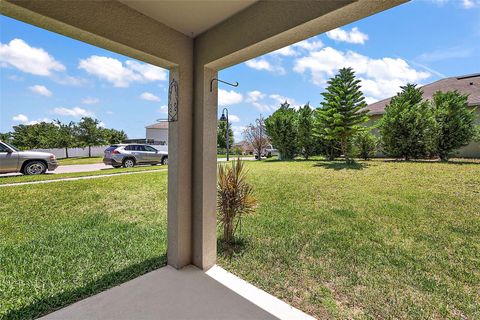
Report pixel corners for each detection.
[365,73,480,115]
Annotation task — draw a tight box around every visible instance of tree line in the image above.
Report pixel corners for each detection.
[0,117,127,157]
[256,67,479,162]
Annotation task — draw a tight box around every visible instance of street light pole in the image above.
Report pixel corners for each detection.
[220,108,229,161]
[256,116,262,161]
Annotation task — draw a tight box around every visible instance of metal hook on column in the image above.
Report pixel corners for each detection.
[210,78,239,92]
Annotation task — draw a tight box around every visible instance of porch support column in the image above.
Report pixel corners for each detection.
[167,65,194,269]
[192,65,218,270]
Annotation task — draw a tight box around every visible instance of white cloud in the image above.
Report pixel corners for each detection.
[429,0,479,8]
[52,107,94,117]
[12,114,52,125]
[78,55,167,87]
[231,125,247,142]
[29,85,52,97]
[106,111,114,115]
[140,92,161,102]
[269,94,299,109]
[326,27,369,44]
[461,0,480,8]
[125,60,167,81]
[246,90,271,112]
[293,39,324,51]
[271,46,298,57]
[158,105,168,114]
[12,114,28,122]
[270,39,324,57]
[0,39,65,76]
[82,97,100,105]
[246,90,298,113]
[98,121,106,128]
[229,114,240,123]
[293,46,431,102]
[245,58,285,74]
[218,89,243,106]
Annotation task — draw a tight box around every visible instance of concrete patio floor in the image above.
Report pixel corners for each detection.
[39,265,314,320]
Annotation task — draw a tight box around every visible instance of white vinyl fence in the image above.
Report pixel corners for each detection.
[31,144,169,159]
[31,145,110,159]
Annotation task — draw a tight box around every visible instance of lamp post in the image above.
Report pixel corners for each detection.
[256,117,262,160]
[219,108,229,161]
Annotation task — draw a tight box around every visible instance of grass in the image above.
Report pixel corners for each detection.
[218,159,480,319]
[0,171,168,319]
[57,156,103,165]
[0,165,166,185]
[2,159,479,319]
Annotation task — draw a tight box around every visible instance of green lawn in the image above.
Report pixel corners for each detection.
[1,160,479,319]
[218,159,480,319]
[57,156,103,165]
[0,171,168,319]
[0,165,167,185]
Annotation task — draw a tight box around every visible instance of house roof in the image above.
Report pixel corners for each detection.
[366,73,480,115]
[146,122,169,129]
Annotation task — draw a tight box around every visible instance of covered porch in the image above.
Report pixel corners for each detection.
[0,0,406,318]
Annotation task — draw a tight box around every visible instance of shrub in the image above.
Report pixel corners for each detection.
[353,130,378,160]
[265,102,298,160]
[379,84,437,160]
[297,104,316,159]
[217,159,256,246]
[431,90,476,161]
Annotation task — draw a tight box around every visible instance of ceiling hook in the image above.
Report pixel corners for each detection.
[210,78,239,92]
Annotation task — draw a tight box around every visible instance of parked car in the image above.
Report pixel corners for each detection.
[254,144,279,159]
[103,144,168,168]
[0,141,58,175]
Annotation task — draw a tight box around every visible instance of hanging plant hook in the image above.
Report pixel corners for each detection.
[210,78,239,92]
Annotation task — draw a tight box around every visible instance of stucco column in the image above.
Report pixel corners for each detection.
[192,66,218,270]
[167,66,194,269]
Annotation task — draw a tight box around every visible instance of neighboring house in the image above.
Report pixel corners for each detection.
[233,140,253,155]
[145,121,169,145]
[365,73,480,158]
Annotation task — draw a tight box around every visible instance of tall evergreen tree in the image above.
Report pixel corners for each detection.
[297,104,316,159]
[265,102,298,160]
[431,90,476,161]
[314,67,368,162]
[379,84,436,160]
[217,121,234,150]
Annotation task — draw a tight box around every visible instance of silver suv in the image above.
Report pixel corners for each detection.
[103,144,168,168]
[0,141,58,175]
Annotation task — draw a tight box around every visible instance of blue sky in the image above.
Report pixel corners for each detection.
[1,0,479,140]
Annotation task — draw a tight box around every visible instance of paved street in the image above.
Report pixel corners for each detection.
[0,157,255,178]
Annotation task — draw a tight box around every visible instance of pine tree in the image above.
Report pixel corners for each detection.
[265,102,298,160]
[297,104,316,159]
[431,90,476,161]
[314,67,368,163]
[217,121,234,150]
[379,84,436,160]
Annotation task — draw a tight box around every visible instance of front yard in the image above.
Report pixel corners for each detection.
[1,160,479,319]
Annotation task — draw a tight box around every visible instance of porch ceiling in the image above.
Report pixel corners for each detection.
[118,0,258,37]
